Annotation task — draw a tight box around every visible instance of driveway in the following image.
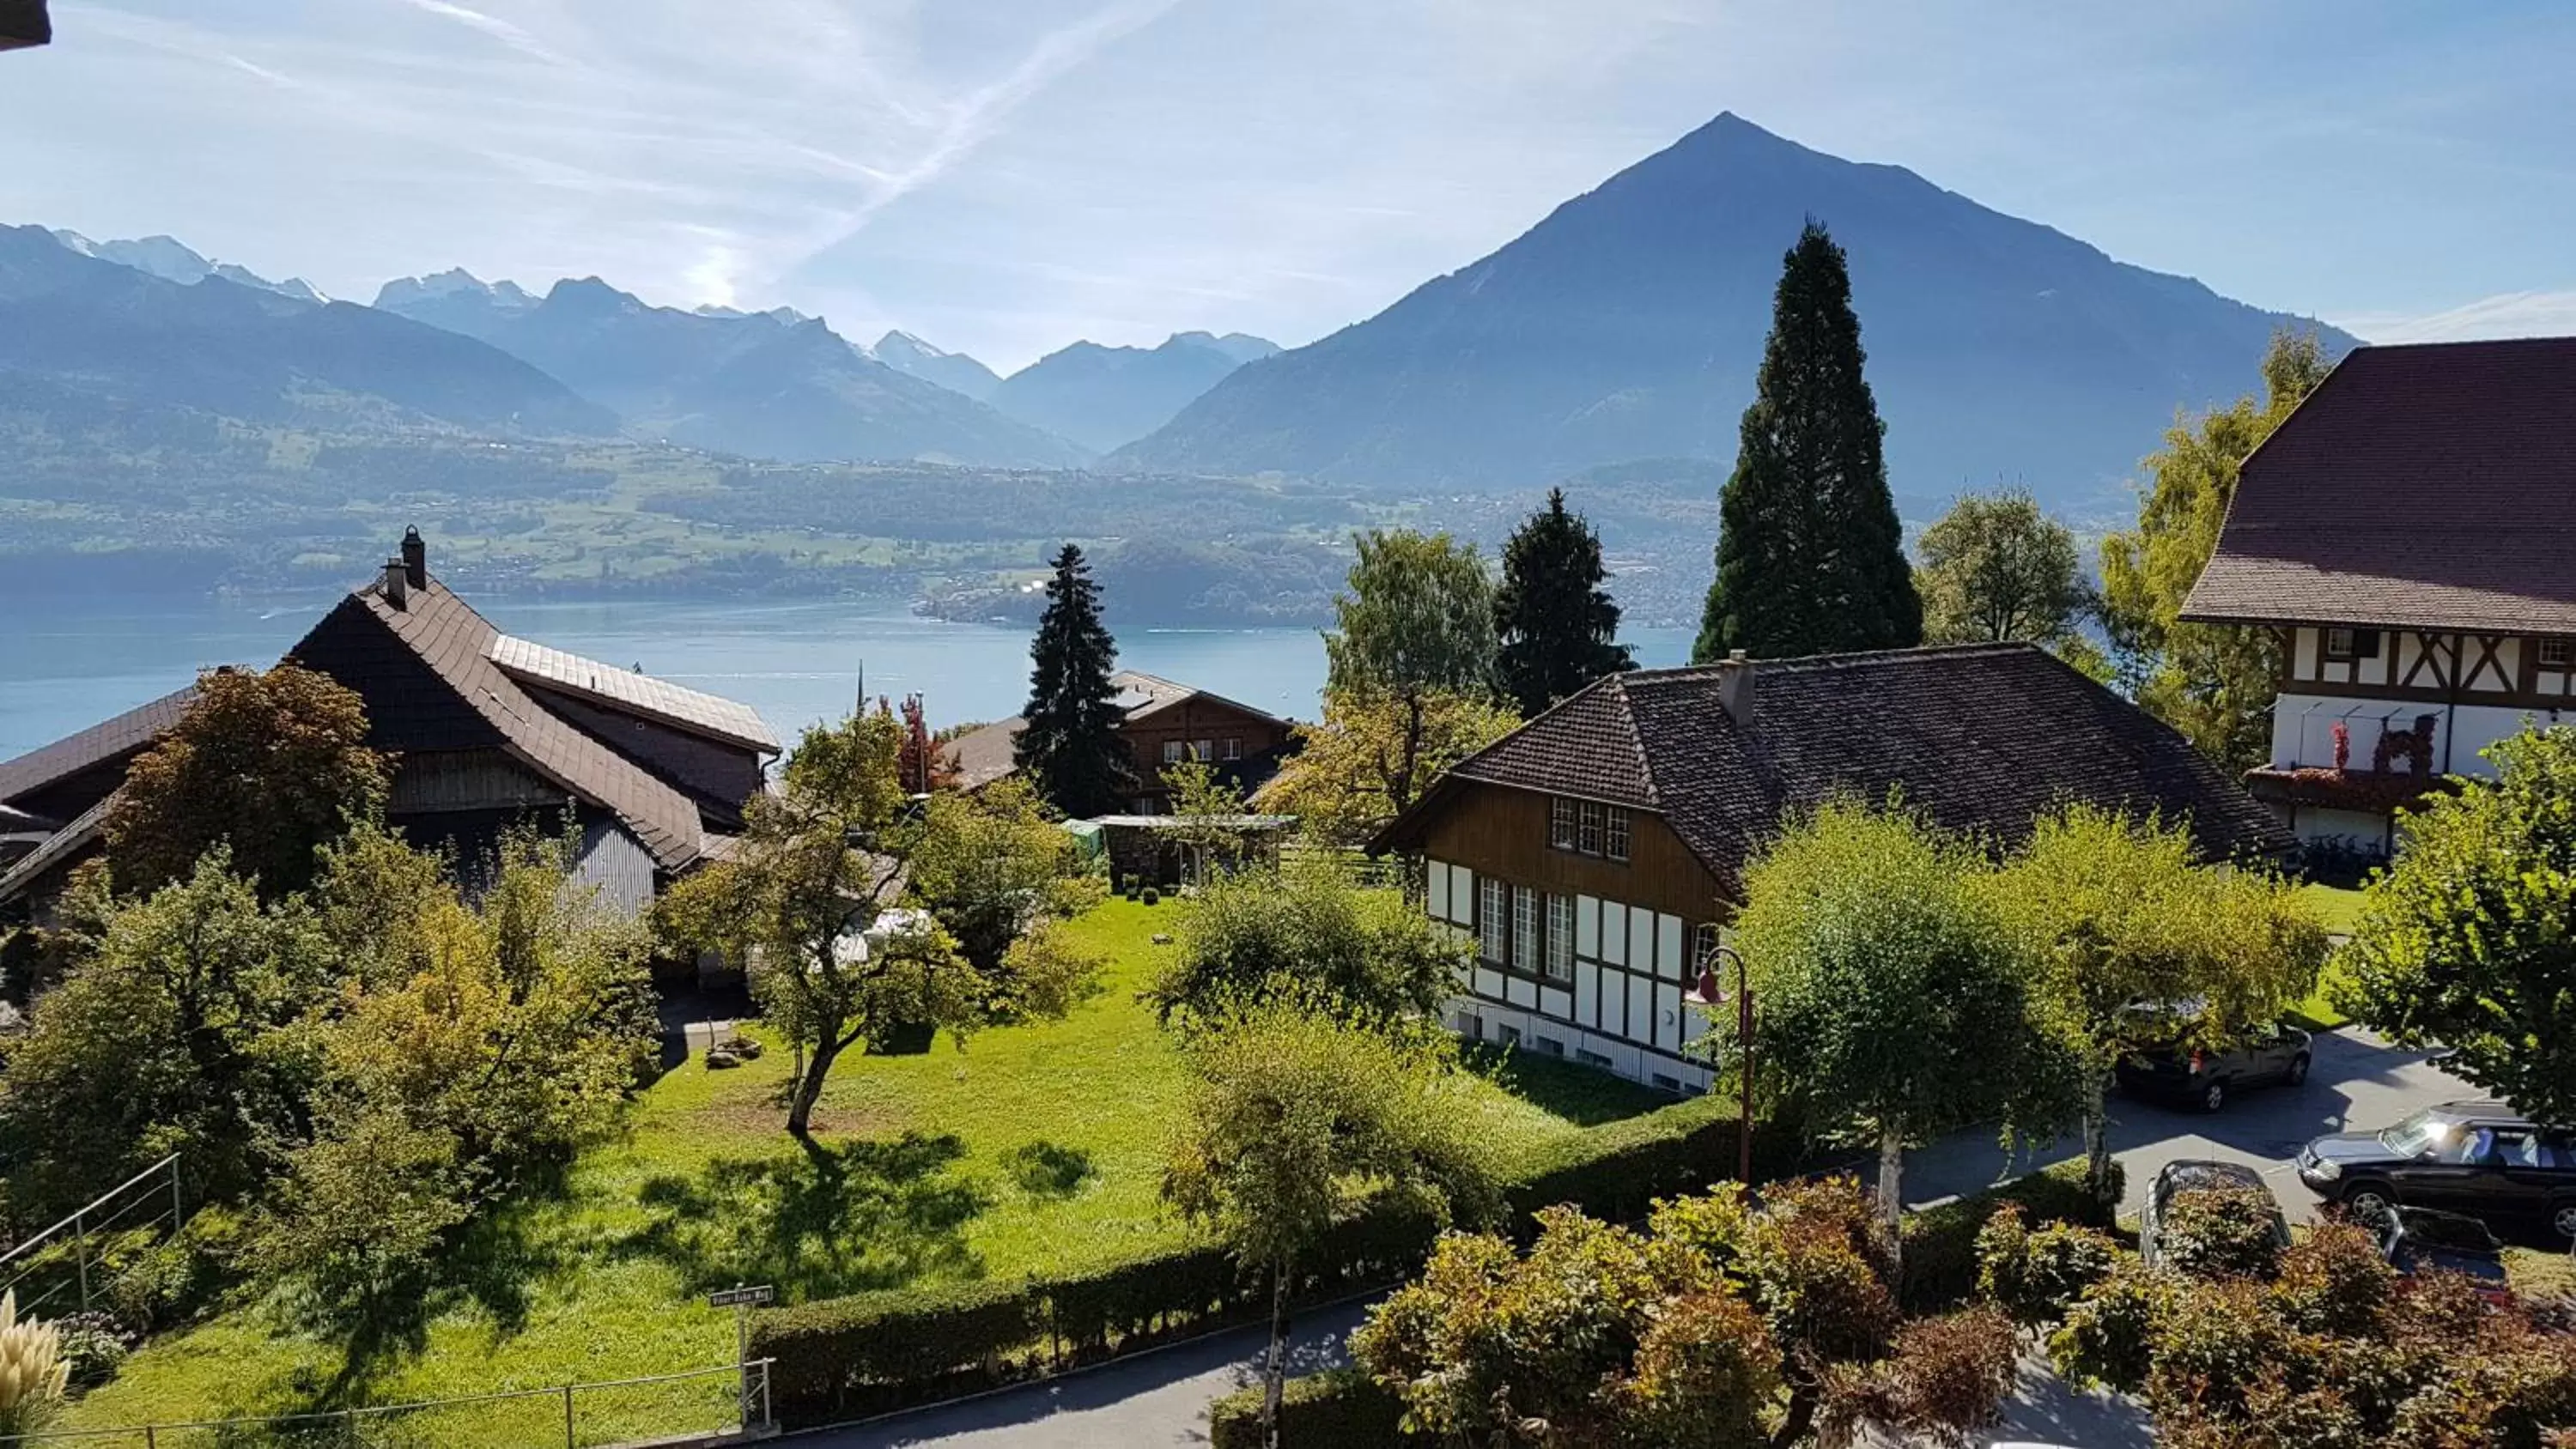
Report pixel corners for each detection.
[791,1027,2465,1448]
[1900,1025,2475,1224]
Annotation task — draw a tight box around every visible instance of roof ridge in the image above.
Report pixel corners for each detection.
[1625,641,2041,682]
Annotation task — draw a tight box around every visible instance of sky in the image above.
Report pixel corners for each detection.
[7,1,2573,373]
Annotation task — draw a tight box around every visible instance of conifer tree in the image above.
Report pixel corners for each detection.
[1015,544,1128,817]
[1494,488,1632,716]
[1695,221,1922,663]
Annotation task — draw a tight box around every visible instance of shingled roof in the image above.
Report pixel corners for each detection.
[489,634,780,753]
[287,574,708,871]
[0,684,198,810]
[943,670,1288,791]
[1376,643,2291,896]
[2183,336,2576,634]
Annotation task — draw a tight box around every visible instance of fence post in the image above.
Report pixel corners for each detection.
[563,1383,575,1449]
[71,1208,87,1310]
[170,1157,184,1234]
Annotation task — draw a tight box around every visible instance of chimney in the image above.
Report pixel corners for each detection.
[1716,649,1755,727]
[381,557,409,610]
[401,526,427,589]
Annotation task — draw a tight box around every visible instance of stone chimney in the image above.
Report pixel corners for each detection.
[401,527,427,589]
[1716,648,1755,727]
[381,556,409,609]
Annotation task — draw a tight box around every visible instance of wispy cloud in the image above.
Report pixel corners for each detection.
[386,0,566,67]
[2337,290,2576,344]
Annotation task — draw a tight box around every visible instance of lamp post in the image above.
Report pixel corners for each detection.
[1686,942,1754,1185]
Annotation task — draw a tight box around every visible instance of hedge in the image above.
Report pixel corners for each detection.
[1208,1367,1406,1449]
[754,1090,1796,1425]
[1899,1157,2120,1311]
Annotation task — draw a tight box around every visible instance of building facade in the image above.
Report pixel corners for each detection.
[1375,645,2292,1091]
[944,670,1295,815]
[2182,336,2576,862]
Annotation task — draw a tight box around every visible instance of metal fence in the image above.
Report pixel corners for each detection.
[0,1155,184,1320]
[0,1361,772,1447]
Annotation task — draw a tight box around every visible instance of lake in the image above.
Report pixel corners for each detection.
[0,594,1699,760]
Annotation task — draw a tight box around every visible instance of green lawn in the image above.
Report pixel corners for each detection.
[63,899,1658,1443]
[2297,882,2368,937]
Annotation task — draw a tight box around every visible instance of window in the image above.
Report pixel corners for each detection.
[1545,894,1574,980]
[1497,1023,1522,1047]
[1577,800,1605,855]
[1453,1011,1484,1039]
[2543,639,2573,670]
[1534,1035,1565,1058]
[1511,886,1540,974]
[1605,805,1631,862]
[1193,737,1213,761]
[1222,737,1242,761]
[1478,878,1508,962]
[2324,627,2381,661]
[1650,1073,1684,1094]
[1550,797,1578,851]
[1162,740,1184,765]
[1692,923,1721,977]
[1577,1049,1615,1069]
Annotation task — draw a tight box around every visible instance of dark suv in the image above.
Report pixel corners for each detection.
[2296,1100,2576,1240]
[2117,1019,2312,1113]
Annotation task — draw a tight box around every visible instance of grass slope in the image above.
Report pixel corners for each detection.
[64,899,1662,1443]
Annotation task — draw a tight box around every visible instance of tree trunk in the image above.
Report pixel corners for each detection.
[2083,1077,2116,1209]
[1263,1257,1290,1449]
[785,1030,844,1137]
[1875,1128,1905,1274]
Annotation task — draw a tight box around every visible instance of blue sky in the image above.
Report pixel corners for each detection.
[9,1,2572,371]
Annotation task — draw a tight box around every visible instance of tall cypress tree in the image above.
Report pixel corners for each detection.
[1494,488,1633,716]
[1694,221,1922,663]
[1016,544,1128,817]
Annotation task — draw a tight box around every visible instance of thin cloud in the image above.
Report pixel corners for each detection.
[2338,290,2576,344]
[386,0,566,67]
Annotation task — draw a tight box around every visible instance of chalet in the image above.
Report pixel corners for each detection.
[2182,336,2576,862]
[944,670,1295,815]
[1370,644,2290,1092]
[0,530,779,918]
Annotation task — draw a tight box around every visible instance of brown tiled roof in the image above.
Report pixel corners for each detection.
[945,716,1028,791]
[488,634,780,753]
[2183,337,2576,633]
[287,577,706,871]
[0,685,197,808]
[1376,644,2292,896]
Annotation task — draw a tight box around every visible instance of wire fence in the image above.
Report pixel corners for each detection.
[0,1155,185,1321]
[0,1361,772,1448]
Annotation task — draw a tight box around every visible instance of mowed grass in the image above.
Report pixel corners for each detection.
[63,898,1661,1443]
[2297,882,2369,937]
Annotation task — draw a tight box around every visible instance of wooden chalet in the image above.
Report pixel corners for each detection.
[1371,643,2291,1091]
[944,670,1294,815]
[0,530,779,918]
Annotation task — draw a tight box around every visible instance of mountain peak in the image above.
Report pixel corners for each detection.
[872,330,1002,402]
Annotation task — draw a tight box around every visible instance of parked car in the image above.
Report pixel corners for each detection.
[2296,1100,2576,1240]
[2139,1158,2291,1267]
[2116,1014,2312,1113]
[2361,1203,2512,1302]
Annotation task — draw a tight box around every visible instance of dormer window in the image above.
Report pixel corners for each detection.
[2324,627,2381,662]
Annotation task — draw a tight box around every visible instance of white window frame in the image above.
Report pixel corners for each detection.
[1550,797,1578,851]
[1545,894,1573,980]
[1478,877,1508,963]
[1577,800,1605,855]
[1162,740,1184,765]
[1222,737,1242,761]
[1605,805,1632,862]
[2543,639,2573,670]
[1511,885,1540,974]
[1193,737,1213,761]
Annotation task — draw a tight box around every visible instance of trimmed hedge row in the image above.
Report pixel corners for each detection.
[1898,1157,2120,1310]
[1208,1368,1405,1449]
[756,1091,1797,1425]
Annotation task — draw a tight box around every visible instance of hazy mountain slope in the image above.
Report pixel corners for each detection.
[1115,113,2354,508]
[990,331,1279,453]
[872,330,1003,402]
[375,276,1084,467]
[52,228,327,302]
[0,226,613,435]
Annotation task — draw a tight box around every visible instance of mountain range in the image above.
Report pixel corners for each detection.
[987,331,1283,452]
[1115,113,2358,508]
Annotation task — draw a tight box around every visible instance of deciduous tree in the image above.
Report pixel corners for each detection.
[1697,221,1921,663]
[1915,488,2093,646]
[1164,1000,1493,1449]
[1147,858,1467,1028]
[1255,688,1517,847]
[106,664,391,900]
[2099,330,2331,769]
[1990,804,2326,1203]
[1016,544,1129,819]
[1494,488,1633,717]
[2342,725,2576,1125]
[898,778,1104,1014]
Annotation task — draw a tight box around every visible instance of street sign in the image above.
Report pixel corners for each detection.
[708,1284,775,1309]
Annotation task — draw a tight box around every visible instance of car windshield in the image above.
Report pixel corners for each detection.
[2379,1110,2457,1158]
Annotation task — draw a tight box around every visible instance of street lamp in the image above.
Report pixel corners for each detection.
[1685,941,1754,1185]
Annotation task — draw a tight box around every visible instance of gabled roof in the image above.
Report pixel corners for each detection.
[2183,336,2576,634]
[0,793,109,906]
[1376,644,2292,896]
[941,670,1291,791]
[489,634,780,753]
[1112,670,1285,727]
[0,685,197,809]
[288,575,708,871]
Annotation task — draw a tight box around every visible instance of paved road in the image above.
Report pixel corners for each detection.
[790,1027,2467,1448]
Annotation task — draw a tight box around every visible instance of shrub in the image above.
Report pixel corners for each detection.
[2049,1258,2178,1394]
[1900,1158,2114,1311]
[1504,1094,1802,1228]
[1820,1305,2018,1449]
[1046,1246,1241,1356]
[2157,1185,2281,1281]
[753,1276,1048,1421]
[49,1312,131,1390]
[1208,1367,1404,1448]
[1976,1203,2123,1329]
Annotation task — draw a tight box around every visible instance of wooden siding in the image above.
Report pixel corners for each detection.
[1121,696,1294,809]
[1413,779,1722,924]
[2281,626,2564,706]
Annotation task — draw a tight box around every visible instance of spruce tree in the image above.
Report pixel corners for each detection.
[1016,544,1128,817]
[1695,221,1922,663]
[1494,488,1633,716]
